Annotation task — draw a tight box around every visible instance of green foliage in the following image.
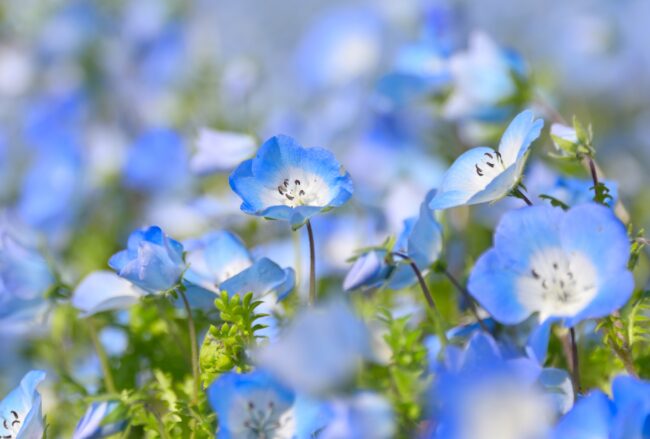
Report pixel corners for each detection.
[538,194,570,210]
[199,291,268,386]
[592,181,613,206]
[549,115,595,160]
[628,229,647,270]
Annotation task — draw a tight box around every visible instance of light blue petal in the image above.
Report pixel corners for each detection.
[468,249,529,324]
[429,147,496,210]
[526,318,554,365]
[219,257,293,298]
[497,109,544,165]
[407,200,443,267]
[465,162,521,205]
[553,391,614,439]
[0,370,46,439]
[493,205,563,272]
[559,203,631,277]
[458,332,502,374]
[72,271,145,317]
[538,368,574,416]
[202,231,252,282]
[343,251,388,291]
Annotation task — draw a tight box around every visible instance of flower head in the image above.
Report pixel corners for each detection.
[71,270,145,316]
[109,226,185,293]
[229,135,353,229]
[0,370,46,439]
[468,203,634,326]
[429,110,544,210]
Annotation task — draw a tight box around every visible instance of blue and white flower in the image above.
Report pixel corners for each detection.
[229,135,353,229]
[0,370,46,439]
[468,203,634,327]
[71,270,146,316]
[429,110,544,210]
[109,226,185,293]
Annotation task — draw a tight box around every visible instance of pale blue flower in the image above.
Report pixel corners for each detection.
[429,110,544,210]
[73,402,124,439]
[71,270,145,316]
[109,226,185,293]
[318,393,395,439]
[0,370,46,439]
[229,135,353,229]
[468,204,634,327]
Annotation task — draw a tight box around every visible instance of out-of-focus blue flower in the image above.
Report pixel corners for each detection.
[109,226,185,293]
[294,6,383,89]
[443,31,526,121]
[73,402,124,439]
[432,333,557,439]
[429,110,543,210]
[229,135,353,230]
[23,90,86,148]
[0,370,46,439]
[546,175,619,208]
[344,192,442,291]
[123,128,188,193]
[71,270,146,316]
[184,231,294,300]
[553,375,650,439]
[318,393,395,439]
[190,129,256,175]
[207,370,318,439]
[468,204,634,327]
[254,300,372,395]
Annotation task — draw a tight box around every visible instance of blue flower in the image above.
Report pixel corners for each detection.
[318,393,395,439]
[229,135,353,229]
[429,110,544,210]
[0,370,46,439]
[468,203,634,327]
[344,192,442,291]
[190,129,256,175]
[553,375,650,439]
[184,231,294,301]
[73,402,124,439]
[72,270,145,316]
[207,370,319,439]
[109,226,185,293]
[123,128,188,193]
[254,300,372,395]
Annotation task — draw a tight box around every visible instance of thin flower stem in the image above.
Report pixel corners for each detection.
[292,227,302,299]
[587,156,599,190]
[306,220,317,306]
[392,252,448,346]
[569,327,582,395]
[177,289,201,405]
[441,269,491,333]
[86,317,117,394]
[512,187,533,206]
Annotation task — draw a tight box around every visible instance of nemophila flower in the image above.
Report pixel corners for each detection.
[190,128,256,175]
[255,300,372,395]
[183,230,294,300]
[429,110,544,210]
[468,203,634,327]
[109,226,185,293]
[553,375,650,439]
[229,135,353,229]
[207,370,315,439]
[123,128,188,193]
[443,31,527,121]
[0,370,46,439]
[344,192,442,291]
[73,402,124,439]
[71,270,145,316]
[318,393,395,439]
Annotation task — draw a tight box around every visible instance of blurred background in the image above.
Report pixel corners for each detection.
[0,0,648,433]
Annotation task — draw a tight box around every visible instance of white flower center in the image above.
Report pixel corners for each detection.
[272,169,332,208]
[473,150,507,180]
[516,248,598,319]
[1,409,23,437]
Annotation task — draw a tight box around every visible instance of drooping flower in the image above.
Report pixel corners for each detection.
[71,270,146,316]
[207,370,316,439]
[468,203,634,327]
[109,226,185,293]
[344,191,442,291]
[254,300,372,395]
[0,370,46,439]
[73,402,124,439]
[229,135,353,229]
[190,128,256,175]
[429,110,544,210]
[183,230,294,300]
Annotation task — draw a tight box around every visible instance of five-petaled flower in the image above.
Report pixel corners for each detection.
[229,135,353,229]
[0,370,46,439]
[429,110,544,210]
[468,203,634,327]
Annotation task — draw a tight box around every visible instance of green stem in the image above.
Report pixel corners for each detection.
[441,269,491,333]
[511,186,533,206]
[569,327,582,395]
[86,318,117,394]
[306,220,317,306]
[178,289,201,404]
